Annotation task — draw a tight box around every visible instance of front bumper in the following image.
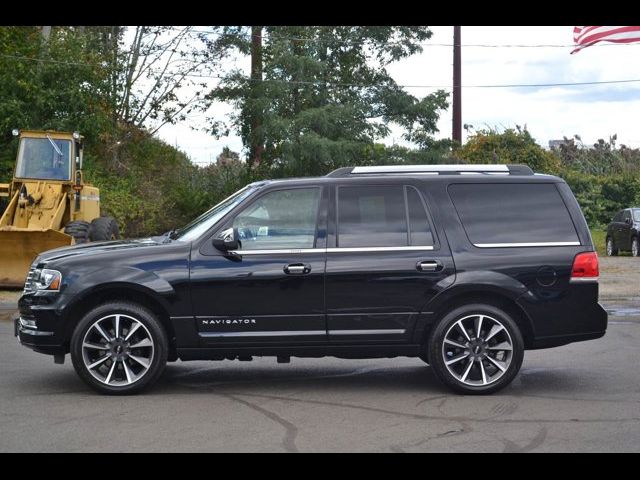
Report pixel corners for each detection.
[15,295,68,356]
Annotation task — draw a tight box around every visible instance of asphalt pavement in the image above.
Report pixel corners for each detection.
[0,315,639,452]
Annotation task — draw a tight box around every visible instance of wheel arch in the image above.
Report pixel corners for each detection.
[61,283,176,358]
[419,289,535,352]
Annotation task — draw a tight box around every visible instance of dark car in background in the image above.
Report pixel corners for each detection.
[15,164,608,395]
[606,208,640,257]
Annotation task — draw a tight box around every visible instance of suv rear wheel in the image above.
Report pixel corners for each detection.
[427,303,524,395]
[606,237,618,256]
[70,302,168,395]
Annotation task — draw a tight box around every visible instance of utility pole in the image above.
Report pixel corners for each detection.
[452,26,462,145]
[250,26,264,167]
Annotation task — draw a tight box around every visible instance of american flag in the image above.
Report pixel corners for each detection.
[572,26,640,53]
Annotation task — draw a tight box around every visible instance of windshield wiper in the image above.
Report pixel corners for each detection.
[46,134,63,156]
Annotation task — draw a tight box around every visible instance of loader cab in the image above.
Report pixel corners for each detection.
[13,131,80,182]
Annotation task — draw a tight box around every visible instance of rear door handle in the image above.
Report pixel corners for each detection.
[416,260,442,272]
[284,263,311,275]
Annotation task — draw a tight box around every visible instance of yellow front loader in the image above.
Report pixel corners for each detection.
[0,130,119,287]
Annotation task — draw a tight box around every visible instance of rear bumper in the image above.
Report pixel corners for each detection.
[529,329,606,349]
[517,282,608,349]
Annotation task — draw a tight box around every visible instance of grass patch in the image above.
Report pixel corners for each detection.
[591,228,606,255]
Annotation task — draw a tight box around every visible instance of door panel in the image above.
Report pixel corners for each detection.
[190,185,328,345]
[325,183,454,343]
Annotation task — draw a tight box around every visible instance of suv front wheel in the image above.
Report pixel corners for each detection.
[427,304,524,395]
[70,302,168,395]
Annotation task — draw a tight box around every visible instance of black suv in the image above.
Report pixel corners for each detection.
[15,164,607,395]
[606,208,640,257]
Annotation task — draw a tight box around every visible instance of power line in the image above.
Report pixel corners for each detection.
[5,53,640,90]
[181,27,640,49]
[184,74,640,89]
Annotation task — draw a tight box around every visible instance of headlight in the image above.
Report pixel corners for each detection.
[34,269,62,292]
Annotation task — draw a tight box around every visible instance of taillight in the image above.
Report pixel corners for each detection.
[570,252,599,282]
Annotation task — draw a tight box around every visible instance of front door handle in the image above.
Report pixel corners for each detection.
[284,263,311,275]
[416,260,442,272]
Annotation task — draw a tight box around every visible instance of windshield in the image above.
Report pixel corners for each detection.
[633,209,640,222]
[15,137,72,180]
[172,185,258,242]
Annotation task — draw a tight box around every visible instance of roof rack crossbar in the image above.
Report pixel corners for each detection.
[326,164,534,177]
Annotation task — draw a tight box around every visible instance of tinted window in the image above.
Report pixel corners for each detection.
[233,188,320,250]
[338,186,407,247]
[623,210,631,221]
[449,183,579,245]
[406,187,434,246]
[613,211,623,222]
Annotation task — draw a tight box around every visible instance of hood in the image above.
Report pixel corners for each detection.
[34,236,187,267]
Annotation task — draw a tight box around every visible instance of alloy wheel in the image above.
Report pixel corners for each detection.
[441,314,514,387]
[81,314,155,386]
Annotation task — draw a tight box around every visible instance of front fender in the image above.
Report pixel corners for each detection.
[64,266,176,298]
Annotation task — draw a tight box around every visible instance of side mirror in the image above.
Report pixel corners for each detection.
[625,217,631,225]
[212,227,239,251]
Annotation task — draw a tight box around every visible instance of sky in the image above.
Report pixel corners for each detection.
[155,26,640,165]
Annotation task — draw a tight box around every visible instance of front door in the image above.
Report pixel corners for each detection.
[190,185,328,345]
[325,182,455,344]
[620,210,632,250]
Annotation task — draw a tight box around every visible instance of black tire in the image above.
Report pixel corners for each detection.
[427,303,524,395]
[70,302,168,395]
[632,237,639,257]
[606,237,618,256]
[90,216,120,241]
[64,220,91,244]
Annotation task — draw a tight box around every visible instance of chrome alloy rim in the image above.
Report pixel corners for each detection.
[82,314,154,386]
[442,314,513,387]
[632,239,638,257]
[607,239,613,256]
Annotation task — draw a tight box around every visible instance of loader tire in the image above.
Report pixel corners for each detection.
[90,216,120,241]
[64,221,91,244]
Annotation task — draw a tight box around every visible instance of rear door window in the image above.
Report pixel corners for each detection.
[448,183,579,246]
[336,185,435,248]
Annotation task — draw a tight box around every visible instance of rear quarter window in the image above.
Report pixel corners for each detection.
[448,183,580,246]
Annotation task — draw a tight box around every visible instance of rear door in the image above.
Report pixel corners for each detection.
[324,182,455,343]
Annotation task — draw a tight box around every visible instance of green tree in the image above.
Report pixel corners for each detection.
[455,126,561,173]
[207,26,449,177]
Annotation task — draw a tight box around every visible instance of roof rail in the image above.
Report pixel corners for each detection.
[326,164,534,177]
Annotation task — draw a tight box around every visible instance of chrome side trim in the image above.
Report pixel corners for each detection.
[327,246,434,253]
[352,164,509,174]
[229,248,322,255]
[569,277,599,283]
[230,246,434,255]
[199,330,327,338]
[474,242,581,248]
[328,329,406,335]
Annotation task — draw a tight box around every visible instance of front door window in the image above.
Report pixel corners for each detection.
[233,188,321,250]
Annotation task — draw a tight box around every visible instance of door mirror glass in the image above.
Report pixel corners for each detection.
[625,217,631,225]
[212,227,239,251]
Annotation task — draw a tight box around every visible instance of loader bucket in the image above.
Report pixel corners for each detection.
[0,229,73,288]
